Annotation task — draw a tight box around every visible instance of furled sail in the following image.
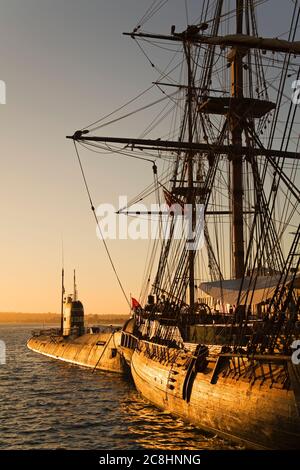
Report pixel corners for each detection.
[199,274,300,305]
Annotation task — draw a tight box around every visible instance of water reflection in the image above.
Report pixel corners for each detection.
[0,325,239,450]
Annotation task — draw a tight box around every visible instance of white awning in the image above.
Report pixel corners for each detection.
[199,274,300,305]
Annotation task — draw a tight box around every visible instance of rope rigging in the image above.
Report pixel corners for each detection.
[67,0,300,343]
[73,141,131,309]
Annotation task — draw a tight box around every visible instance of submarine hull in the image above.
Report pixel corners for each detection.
[27,330,128,374]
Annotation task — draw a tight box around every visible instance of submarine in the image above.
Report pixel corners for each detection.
[27,269,129,374]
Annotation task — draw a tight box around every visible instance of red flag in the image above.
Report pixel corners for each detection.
[163,188,177,207]
[131,297,141,310]
[163,188,184,214]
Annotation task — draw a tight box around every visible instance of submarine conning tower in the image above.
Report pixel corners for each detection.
[62,270,84,337]
[63,296,84,337]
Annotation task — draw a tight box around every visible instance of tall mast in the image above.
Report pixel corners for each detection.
[67,0,300,289]
[229,0,245,278]
[185,41,195,307]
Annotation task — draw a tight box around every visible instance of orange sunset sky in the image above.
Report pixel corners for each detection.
[0,0,295,315]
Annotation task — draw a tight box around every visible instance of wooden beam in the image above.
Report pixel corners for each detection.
[66,133,300,160]
[124,31,300,55]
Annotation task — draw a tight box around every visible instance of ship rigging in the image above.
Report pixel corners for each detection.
[66,0,300,449]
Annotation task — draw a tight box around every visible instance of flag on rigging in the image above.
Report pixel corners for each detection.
[163,188,185,215]
[131,297,141,310]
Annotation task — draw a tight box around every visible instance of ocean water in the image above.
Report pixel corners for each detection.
[0,325,237,450]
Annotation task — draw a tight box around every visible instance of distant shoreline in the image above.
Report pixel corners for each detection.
[0,313,129,325]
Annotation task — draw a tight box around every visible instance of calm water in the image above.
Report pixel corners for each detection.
[0,325,238,450]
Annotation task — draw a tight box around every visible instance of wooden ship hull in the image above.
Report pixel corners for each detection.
[130,339,300,449]
[27,330,128,374]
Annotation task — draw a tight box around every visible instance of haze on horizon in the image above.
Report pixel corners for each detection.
[0,0,295,315]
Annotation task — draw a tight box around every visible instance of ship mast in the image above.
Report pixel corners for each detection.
[67,0,300,305]
[185,40,195,306]
[229,0,245,279]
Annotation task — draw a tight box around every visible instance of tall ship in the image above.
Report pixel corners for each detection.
[67,0,300,449]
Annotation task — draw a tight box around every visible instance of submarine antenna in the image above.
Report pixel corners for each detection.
[73,269,78,301]
[60,242,65,334]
